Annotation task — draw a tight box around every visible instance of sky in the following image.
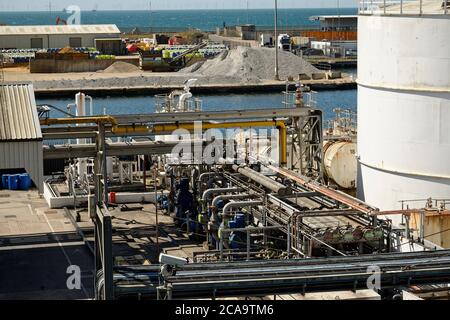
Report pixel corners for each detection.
[0,0,358,11]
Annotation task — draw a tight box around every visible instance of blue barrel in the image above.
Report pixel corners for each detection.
[19,174,32,190]
[8,175,20,190]
[1,175,10,189]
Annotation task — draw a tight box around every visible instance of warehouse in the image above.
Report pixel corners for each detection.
[0,82,44,193]
[0,24,121,49]
[310,15,358,31]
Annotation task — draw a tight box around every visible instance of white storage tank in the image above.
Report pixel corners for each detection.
[357,1,450,220]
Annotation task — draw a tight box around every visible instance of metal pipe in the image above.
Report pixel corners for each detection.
[67,103,76,116]
[153,120,287,165]
[233,165,290,196]
[202,188,241,204]
[41,116,118,126]
[212,194,258,208]
[112,250,450,299]
[43,140,218,159]
[222,200,263,217]
[113,107,312,124]
[111,125,150,135]
[85,95,94,116]
[268,165,377,214]
[198,172,223,194]
[40,116,150,135]
[218,200,263,262]
[220,225,284,233]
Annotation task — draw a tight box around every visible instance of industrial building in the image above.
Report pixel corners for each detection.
[310,15,358,31]
[0,83,44,193]
[0,24,121,49]
[357,1,450,216]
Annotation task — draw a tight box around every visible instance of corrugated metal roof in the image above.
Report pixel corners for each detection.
[0,83,42,141]
[0,24,121,36]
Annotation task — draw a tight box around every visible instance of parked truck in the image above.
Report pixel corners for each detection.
[278,34,291,51]
[260,33,274,47]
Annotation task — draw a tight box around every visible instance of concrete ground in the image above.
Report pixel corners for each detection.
[0,189,94,300]
[0,244,94,300]
[0,189,204,300]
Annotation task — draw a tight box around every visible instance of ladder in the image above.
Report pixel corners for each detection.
[0,53,4,83]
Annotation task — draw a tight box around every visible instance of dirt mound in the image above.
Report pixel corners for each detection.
[102,61,140,73]
[183,47,320,81]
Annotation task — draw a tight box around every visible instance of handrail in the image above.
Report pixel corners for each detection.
[359,0,449,15]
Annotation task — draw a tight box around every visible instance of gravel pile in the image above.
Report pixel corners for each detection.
[101,61,141,73]
[182,46,319,81]
[28,47,324,90]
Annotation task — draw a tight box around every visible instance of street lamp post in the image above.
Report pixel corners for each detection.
[274,0,280,80]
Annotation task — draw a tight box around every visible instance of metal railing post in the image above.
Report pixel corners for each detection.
[287,223,291,256]
[246,229,250,261]
[445,0,448,15]
[384,0,386,14]
[219,229,224,261]
[419,0,423,15]
[400,0,403,14]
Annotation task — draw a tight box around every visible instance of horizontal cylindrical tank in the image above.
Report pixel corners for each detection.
[324,141,357,189]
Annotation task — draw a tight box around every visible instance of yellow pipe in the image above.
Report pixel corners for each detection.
[153,121,288,165]
[111,125,150,135]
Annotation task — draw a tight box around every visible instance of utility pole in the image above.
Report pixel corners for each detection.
[49,1,52,23]
[274,0,280,81]
[246,0,249,24]
[149,2,152,33]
